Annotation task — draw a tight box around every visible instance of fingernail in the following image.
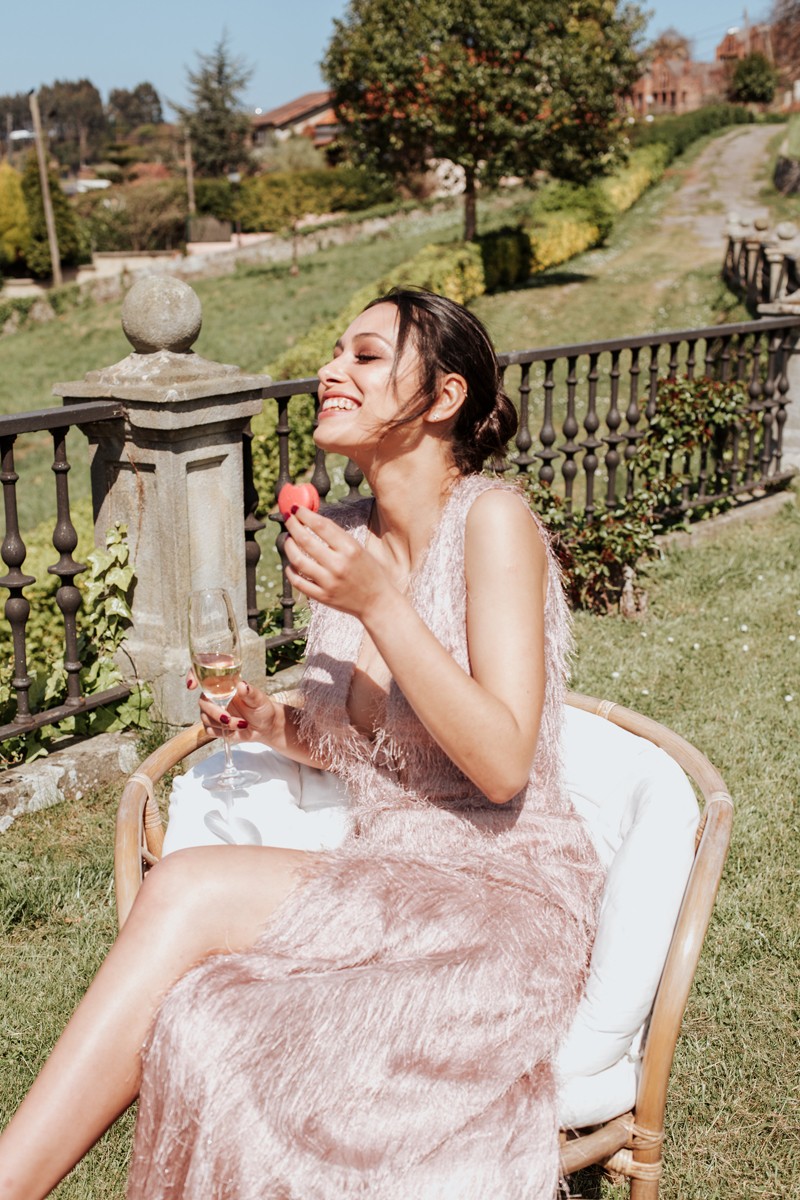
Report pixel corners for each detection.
[237,719,248,729]
[186,679,193,689]
[219,713,230,725]
[291,504,299,514]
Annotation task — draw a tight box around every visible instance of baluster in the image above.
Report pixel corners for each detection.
[604,350,623,506]
[702,335,716,379]
[624,347,641,501]
[582,353,601,522]
[719,335,732,383]
[48,429,86,706]
[743,335,763,487]
[535,359,558,486]
[685,338,697,381]
[667,340,679,381]
[242,423,265,632]
[514,364,535,471]
[560,356,579,512]
[0,436,35,725]
[760,335,778,480]
[645,345,660,421]
[309,391,332,503]
[773,329,794,473]
[344,458,364,499]
[275,396,291,498]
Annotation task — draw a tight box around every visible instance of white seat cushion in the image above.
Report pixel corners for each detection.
[556,707,699,1128]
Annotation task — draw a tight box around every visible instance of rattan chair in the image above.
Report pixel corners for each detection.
[115,691,733,1199]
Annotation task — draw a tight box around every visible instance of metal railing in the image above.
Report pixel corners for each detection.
[0,402,129,741]
[251,316,800,648]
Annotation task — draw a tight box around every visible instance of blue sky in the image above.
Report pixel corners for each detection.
[0,0,769,116]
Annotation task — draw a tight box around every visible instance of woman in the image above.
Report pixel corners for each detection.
[0,289,603,1199]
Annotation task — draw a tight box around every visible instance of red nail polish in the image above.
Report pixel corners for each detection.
[186,679,193,689]
[291,504,299,515]
[237,719,248,729]
[219,713,230,725]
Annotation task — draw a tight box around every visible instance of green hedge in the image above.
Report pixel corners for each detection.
[478,226,533,292]
[238,167,395,233]
[631,103,755,163]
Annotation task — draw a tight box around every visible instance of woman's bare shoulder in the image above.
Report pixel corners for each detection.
[465,486,547,561]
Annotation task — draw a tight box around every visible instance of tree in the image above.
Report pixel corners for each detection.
[772,0,800,80]
[107,82,163,132]
[647,26,693,62]
[729,52,779,103]
[0,162,30,270]
[20,152,82,277]
[174,34,253,176]
[323,0,645,241]
[39,79,107,169]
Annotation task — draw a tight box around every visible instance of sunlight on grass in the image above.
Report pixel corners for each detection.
[1,495,798,1198]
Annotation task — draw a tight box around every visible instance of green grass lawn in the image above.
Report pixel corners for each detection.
[1,493,798,1198]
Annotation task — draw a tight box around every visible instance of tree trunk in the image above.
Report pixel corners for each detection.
[463,167,477,243]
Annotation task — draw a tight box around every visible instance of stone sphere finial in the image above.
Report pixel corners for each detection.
[121,276,203,354]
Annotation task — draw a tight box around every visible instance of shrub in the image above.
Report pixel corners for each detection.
[238,166,394,233]
[0,162,30,272]
[631,104,754,163]
[599,144,671,213]
[76,180,186,252]
[517,375,759,613]
[194,177,236,221]
[0,518,152,766]
[528,213,601,272]
[478,226,532,292]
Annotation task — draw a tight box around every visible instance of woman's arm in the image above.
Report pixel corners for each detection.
[285,490,547,803]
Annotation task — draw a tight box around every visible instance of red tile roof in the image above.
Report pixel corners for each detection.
[252,91,335,130]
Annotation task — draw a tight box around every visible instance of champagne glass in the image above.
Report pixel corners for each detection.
[189,588,258,792]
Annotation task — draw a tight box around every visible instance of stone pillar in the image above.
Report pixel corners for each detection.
[53,276,270,726]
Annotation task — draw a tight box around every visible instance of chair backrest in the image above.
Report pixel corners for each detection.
[562,692,733,1142]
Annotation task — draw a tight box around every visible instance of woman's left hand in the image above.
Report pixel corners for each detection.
[283,506,393,617]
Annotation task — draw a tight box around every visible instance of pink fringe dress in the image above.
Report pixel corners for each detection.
[128,475,604,1199]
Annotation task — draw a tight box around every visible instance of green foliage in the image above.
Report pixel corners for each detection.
[0,163,30,271]
[0,523,152,767]
[20,153,83,278]
[631,103,755,163]
[174,34,253,177]
[0,283,83,332]
[193,177,236,222]
[38,79,106,170]
[237,167,394,233]
[107,82,163,133]
[729,53,779,105]
[259,603,311,675]
[519,375,759,612]
[477,226,532,292]
[324,0,646,238]
[75,180,186,253]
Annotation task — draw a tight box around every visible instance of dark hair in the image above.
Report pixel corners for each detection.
[363,287,517,475]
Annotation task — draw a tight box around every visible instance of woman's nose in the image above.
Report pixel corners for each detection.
[318,356,346,384]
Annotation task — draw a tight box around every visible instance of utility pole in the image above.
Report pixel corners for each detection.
[5,112,12,166]
[185,131,196,214]
[28,89,62,287]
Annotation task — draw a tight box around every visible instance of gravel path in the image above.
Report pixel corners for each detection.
[661,124,778,254]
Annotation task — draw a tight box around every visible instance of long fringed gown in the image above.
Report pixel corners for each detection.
[127,475,604,1199]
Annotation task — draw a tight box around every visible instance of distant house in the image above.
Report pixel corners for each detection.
[630,58,719,116]
[630,21,777,117]
[715,23,774,67]
[251,91,339,149]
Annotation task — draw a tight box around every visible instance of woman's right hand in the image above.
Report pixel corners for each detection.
[187,675,282,746]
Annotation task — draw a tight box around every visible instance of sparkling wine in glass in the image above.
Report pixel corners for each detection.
[189,588,258,792]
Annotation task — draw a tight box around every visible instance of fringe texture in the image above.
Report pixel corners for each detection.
[128,475,603,1199]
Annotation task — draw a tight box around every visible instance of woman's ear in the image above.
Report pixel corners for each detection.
[424,373,468,424]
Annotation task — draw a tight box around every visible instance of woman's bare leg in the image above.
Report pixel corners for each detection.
[0,844,310,1200]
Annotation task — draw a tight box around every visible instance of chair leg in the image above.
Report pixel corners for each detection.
[629,1166,661,1200]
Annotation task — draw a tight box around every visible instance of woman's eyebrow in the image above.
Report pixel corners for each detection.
[335,332,394,351]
